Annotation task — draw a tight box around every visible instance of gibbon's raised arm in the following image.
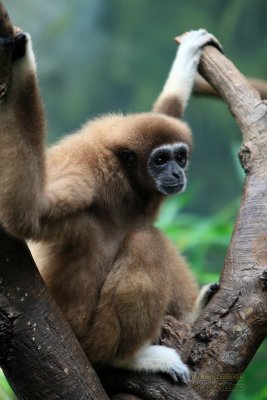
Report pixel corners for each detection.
[153,29,222,118]
[0,31,95,239]
[0,32,45,238]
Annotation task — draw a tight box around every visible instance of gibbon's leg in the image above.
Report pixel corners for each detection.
[153,29,222,117]
[83,228,190,383]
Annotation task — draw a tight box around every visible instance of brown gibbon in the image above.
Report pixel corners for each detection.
[0,28,220,383]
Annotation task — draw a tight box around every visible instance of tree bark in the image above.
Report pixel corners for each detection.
[0,227,109,400]
[194,73,267,101]
[100,45,267,399]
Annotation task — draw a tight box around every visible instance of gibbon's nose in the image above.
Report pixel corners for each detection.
[170,162,181,179]
[172,170,180,179]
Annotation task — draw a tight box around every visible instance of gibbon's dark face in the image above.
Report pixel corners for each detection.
[147,143,189,195]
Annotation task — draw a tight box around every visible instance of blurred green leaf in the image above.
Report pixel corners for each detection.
[0,370,15,400]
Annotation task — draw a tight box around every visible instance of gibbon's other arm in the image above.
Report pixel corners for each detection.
[0,31,95,239]
[153,29,222,118]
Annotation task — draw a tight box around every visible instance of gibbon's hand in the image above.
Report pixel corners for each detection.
[154,29,223,116]
[0,26,33,64]
[12,28,28,62]
[0,27,33,101]
[175,29,223,54]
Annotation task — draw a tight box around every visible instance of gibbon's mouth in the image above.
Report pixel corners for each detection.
[158,182,185,195]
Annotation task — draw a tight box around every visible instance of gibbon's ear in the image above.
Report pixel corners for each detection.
[153,29,222,118]
[117,149,138,169]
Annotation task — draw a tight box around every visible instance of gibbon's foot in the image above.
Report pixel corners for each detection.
[138,345,190,384]
[175,28,223,54]
[199,282,220,309]
[114,344,190,384]
[206,282,220,299]
[188,282,220,323]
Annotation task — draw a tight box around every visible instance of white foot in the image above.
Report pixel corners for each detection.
[114,344,190,384]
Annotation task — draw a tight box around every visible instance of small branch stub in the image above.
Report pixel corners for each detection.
[238,142,253,174]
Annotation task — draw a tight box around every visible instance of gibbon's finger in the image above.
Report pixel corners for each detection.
[174,31,190,44]
[13,26,23,36]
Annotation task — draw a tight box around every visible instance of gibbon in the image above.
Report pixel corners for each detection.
[0,28,220,383]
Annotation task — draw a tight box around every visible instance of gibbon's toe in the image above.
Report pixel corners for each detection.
[166,361,190,384]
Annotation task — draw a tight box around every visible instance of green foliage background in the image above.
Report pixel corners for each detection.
[1,0,267,398]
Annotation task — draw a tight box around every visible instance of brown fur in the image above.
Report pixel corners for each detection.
[153,94,184,118]
[0,33,199,368]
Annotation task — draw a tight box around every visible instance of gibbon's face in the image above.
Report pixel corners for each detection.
[147,143,189,195]
[110,113,192,196]
[116,142,189,196]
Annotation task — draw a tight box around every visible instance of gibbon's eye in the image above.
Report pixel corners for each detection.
[119,150,137,168]
[175,147,188,168]
[154,152,170,166]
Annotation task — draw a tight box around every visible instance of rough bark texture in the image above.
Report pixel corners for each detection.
[194,73,267,100]
[0,227,109,400]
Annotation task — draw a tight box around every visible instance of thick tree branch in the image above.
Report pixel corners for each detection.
[198,46,267,138]
[194,73,267,101]
[0,227,109,400]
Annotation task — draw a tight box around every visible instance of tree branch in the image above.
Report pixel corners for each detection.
[0,227,109,400]
[194,73,267,101]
